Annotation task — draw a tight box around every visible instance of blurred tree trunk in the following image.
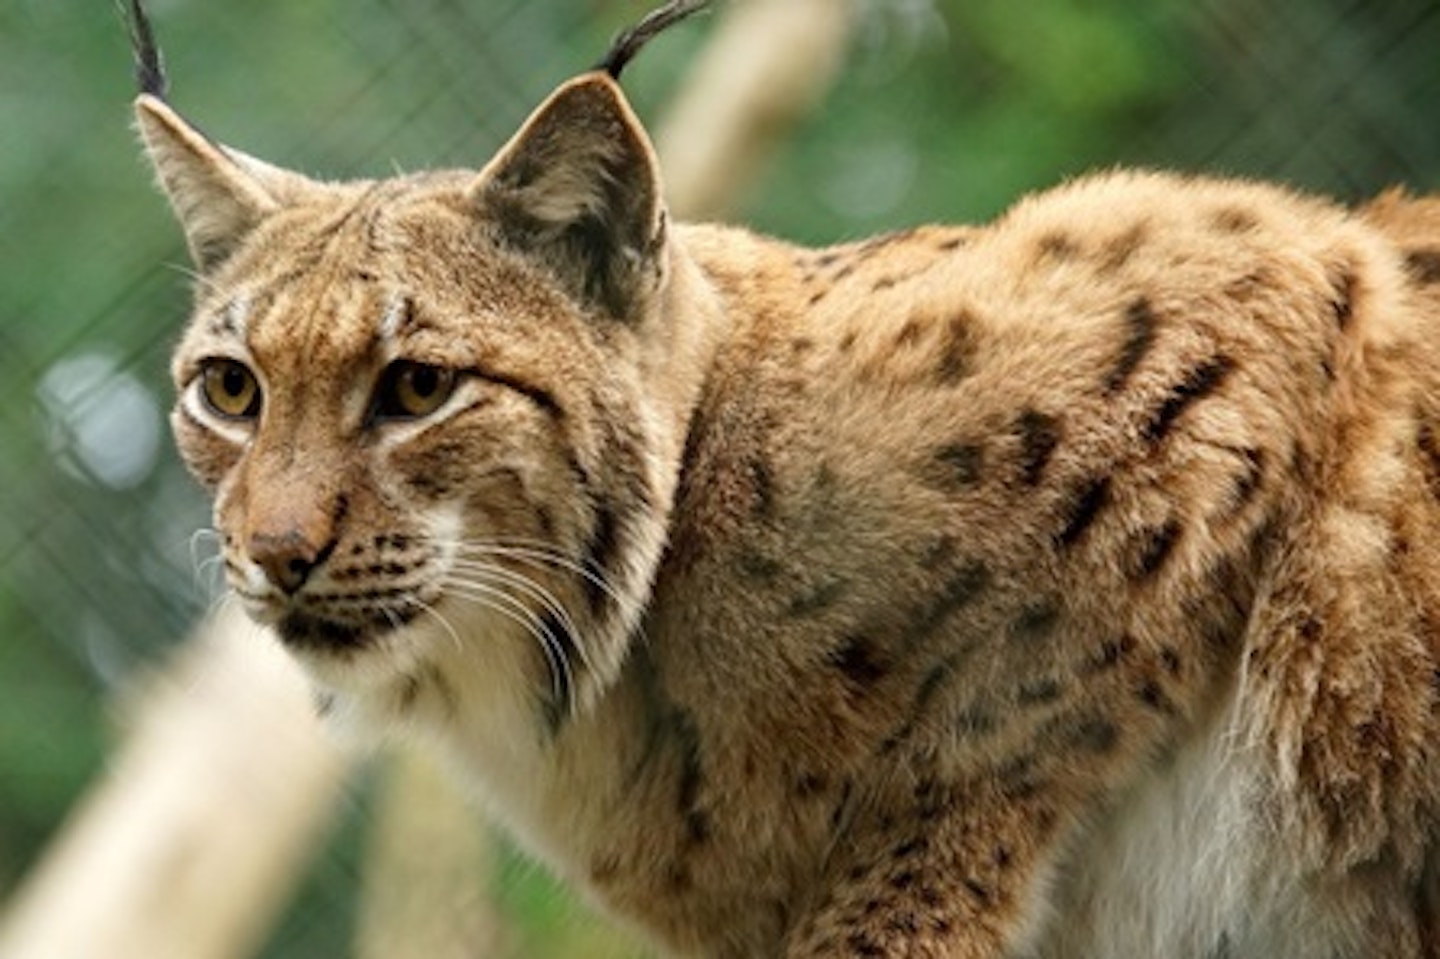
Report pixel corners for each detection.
[0,605,346,959]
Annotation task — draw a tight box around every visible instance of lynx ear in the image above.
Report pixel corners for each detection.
[134,94,317,271]
[474,73,666,319]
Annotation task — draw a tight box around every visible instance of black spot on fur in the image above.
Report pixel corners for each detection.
[936,235,968,252]
[1142,355,1234,443]
[1405,248,1440,285]
[1038,232,1080,260]
[1057,476,1111,547]
[1100,223,1148,270]
[1016,409,1060,485]
[1136,678,1175,713]
[1066,716,1120,754]
[1011,599,1061,641]
[1108,298,1158,392]
[1132,519,1182,579]
[685,809,711,845]
[795,772,828,799]
[831,634,890,686]
[935,312,976,385]
[926,442,984,489]
[1210,207,1257,233]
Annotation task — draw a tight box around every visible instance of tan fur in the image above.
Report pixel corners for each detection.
[138,70,1440,957]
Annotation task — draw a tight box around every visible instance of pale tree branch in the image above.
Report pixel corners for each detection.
[0,605,347,959]
[656,0,855,220]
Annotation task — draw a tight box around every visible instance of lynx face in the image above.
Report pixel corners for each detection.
[149,76,687,712]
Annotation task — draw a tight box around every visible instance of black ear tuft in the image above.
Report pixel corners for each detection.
[597,0,714,80]
[116,0,168,98]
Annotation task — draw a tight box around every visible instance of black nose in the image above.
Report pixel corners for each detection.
[247,530,331,594]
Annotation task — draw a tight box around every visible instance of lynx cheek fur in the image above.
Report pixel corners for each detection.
[132,3,1440,956]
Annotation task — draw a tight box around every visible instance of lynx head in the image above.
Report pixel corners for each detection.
[137,72,694,727]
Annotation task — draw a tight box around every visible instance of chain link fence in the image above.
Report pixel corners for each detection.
[2,0,1437,955]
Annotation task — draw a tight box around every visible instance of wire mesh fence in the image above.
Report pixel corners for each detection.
[1,0,1437,955]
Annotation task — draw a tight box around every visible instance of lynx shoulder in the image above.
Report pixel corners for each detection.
[133,6,1440,957]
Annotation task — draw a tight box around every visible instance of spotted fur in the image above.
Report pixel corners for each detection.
[137,61,1440,959]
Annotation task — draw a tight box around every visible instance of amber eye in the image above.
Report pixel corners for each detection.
[199,359,261,420]
[376,361,458,420]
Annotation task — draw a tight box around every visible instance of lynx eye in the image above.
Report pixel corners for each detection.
[376,361,458,420]
[199,359,261,420]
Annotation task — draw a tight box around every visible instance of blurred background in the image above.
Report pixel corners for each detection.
[1,0,1437,956]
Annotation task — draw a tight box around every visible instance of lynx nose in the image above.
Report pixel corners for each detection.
[248,530,332,595]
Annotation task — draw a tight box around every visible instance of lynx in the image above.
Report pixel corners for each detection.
[130,1,1440,955]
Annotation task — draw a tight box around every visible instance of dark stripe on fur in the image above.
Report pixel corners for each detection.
[1016,409,1060,486]
[476,369,563,420]
[1058,476,1111,547]
[1132,519,1182,579]
[582,504,622,612]
[1142,356,1233,443]
[1108,298,1158,392]
[1405,249,1440,285]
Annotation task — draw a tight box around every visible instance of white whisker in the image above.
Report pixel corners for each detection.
[448,558,593,673]
[188,527,225,598]
[455,539,628,609]
[443,575,574,709]
[415,598,464,655]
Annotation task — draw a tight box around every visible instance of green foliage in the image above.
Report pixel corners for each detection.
[0,0,1435,955]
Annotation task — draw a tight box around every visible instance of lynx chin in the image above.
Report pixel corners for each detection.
[132,1,1440,955]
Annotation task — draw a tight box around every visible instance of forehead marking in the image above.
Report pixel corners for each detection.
[208,295,250,338]
[380,294,417,342]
